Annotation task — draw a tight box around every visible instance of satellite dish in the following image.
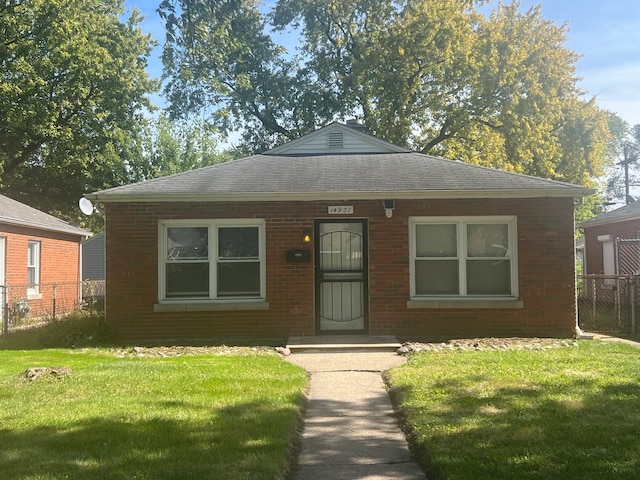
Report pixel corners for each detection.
[79,197,94,216]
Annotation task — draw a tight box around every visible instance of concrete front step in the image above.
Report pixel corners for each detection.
[286,335,402,353]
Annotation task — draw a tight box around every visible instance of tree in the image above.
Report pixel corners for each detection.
[160,0,610,187]
[127,114,239,182]
[0,0,157,220]
[159,0,343,152]
[276,0,610,184]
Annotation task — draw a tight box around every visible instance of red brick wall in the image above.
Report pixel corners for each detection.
[1,224,82,317]
[583,220,640,274]
[104,197,578,342]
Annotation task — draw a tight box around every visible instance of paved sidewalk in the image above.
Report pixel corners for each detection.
[285,352,427,480]
[589,333,640,349]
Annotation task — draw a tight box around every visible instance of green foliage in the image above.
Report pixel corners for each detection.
[387,341,640,480]
[0,313,116,349]
[575,192,606,226]
[160,0,610,189]
[127,114,237,182]
[159,0,341,152]
[0,0,157,223]
[39,314,117,348]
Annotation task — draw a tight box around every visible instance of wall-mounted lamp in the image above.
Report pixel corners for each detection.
[302,228,312,243]
[383,199,395,218]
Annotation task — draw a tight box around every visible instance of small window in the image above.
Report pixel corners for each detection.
[27,241,40,294]
[160,220,265,302]
[410,217,517,298]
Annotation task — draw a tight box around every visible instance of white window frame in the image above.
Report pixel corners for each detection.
[158,219,266,303]
[409,216,518,300]
[27,240,41,296]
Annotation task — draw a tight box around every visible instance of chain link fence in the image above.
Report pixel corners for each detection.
[1,280,104,336]
[577,238,640,335]
[3,276,635,337]
[578,275,638,334]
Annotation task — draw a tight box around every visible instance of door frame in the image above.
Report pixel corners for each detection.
[314,218,369,335]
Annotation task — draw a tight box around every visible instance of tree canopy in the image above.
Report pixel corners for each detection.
[127,114,239,183]
[160,0,610,187]
[0,0,157,219]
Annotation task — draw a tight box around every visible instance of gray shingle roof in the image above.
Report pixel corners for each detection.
[0,195,90,238]
[89,152,593,202]
[579,201,640,228]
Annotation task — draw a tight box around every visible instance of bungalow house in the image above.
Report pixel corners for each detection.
[87,122,592,343]
[0,194,90,323]
[579,201,640,276]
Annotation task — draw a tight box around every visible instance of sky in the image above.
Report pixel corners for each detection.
[124,0,640,128]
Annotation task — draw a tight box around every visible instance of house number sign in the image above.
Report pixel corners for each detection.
[328,205,354,214]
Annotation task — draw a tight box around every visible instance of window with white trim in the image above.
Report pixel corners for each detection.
[159,220,265,302]
[27,240,40,294]
[410,217,517,298]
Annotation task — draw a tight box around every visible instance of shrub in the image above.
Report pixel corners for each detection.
[38,313,117,348]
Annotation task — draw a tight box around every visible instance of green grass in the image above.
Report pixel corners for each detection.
[386,341,640,480]
[1,313,117,349]
[0,347,307,480]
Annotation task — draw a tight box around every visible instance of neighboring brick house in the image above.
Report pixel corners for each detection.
[88,122,592,343]
[0,195,90,321]
[579,201,640,275]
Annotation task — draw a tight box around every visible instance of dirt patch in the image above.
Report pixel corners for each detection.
[21,367,73,381]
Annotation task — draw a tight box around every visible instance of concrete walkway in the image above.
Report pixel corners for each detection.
[285,352,427,480]
[590,333,640,349]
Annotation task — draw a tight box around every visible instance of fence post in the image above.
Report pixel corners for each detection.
[1,285,7,338]
[591,276,597,324]
[632,276,638,334]
[615,277,621,329]
[52,284,57,321]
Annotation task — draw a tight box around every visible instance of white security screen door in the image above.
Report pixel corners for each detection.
[315,220,369,334]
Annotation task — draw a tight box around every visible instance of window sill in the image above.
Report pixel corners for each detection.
[154,301,269,312]
[27,292,42,300]
[407,299,524,309]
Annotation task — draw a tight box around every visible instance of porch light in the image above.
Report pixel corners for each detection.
[303,229,312,243]
[383,199,395,218]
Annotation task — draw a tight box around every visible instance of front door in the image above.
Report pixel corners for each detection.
[315,220,369,334]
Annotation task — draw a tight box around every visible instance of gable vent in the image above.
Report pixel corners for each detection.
[328,131,344,148]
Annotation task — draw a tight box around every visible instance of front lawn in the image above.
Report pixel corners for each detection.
[0,347,307,480]
[387,341,640,480]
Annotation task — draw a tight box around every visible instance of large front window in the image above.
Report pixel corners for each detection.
[160,220,265,301]
[410,217,517,298]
